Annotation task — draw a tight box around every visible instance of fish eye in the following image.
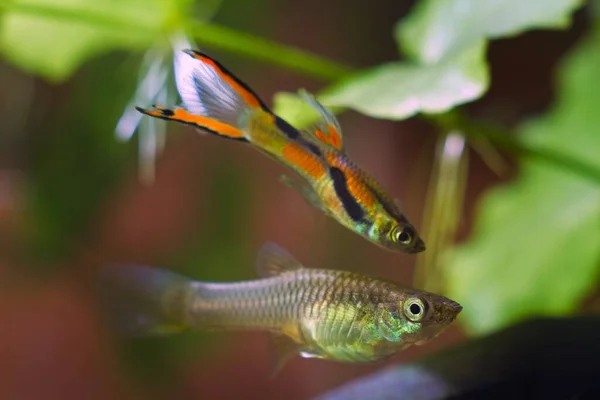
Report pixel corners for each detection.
[403,298,426,322]
[393,226,413,245]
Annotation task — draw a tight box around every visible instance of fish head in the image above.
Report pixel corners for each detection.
[371,218,426,254]
[375,289,462,352]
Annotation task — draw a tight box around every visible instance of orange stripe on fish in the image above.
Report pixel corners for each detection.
[184,50,264,111]
[136,106,245,139]
[326,154,376,208]
[282,144,326,179]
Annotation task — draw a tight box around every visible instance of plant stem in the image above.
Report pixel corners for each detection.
[429,111,600,185]
[186,22,354,81]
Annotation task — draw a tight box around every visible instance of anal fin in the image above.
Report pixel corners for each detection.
[279,174,326,213]
[268,333,301,378]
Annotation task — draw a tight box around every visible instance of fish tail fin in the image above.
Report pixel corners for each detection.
[135,105,249,142]
[141,49,272,141]
[97,264,193,336]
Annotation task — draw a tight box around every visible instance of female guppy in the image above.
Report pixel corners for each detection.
[136,50,425,253]
[101,243,461,372]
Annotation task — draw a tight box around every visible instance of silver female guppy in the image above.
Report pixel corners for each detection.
[100,243,461,373]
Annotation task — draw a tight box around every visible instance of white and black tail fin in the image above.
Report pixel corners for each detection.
[96,264,192,336]
[136,49,272,142]
[176,49,271,120]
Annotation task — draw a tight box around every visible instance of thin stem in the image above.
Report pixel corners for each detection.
[428,111,600,185]
[186,22,354,81]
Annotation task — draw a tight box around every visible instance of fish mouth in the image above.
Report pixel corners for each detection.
[407,238,426,253]
[445,300,463,320]
[448,300,463,314]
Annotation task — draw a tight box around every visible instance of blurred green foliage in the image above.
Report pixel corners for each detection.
[446,26,600,333]
[274,0,582,123]
[0,0,350,82]
[24,55,139,262]
[320,42,486,120]
[0,0,184,81]
[1,0,598,343]
[397,0,582,61]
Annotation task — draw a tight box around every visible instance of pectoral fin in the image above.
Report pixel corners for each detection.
[279,174,326,213]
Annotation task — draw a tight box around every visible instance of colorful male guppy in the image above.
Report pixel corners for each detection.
[136,50,425,253]
[100,243,461,372]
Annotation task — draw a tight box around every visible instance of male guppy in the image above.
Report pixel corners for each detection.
[101,243,461,371]
[136,50,425,253]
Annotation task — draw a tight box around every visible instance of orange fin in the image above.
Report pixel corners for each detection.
[298,89,344,151]
[136,105,248,142]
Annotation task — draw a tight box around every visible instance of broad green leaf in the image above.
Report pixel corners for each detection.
[445,28,600,334]
[321,42,487,120]
[0,0,179,81]
[318,0,580,121]
[397,0,582,63]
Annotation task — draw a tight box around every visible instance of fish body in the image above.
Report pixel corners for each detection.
[101,243,461,371]
[136,50,425,253]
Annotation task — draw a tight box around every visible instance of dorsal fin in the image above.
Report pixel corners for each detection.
[298,89,345,152]
[256,242,304,278]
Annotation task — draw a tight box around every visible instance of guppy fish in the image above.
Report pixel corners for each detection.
[136,50,426,253]
[100,243,461,373]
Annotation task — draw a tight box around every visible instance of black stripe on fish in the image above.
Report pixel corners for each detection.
[329,167,365,223]
[275,115,300,140]
[274,116,322,157]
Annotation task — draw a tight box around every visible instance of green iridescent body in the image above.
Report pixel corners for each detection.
[102,243,461,369]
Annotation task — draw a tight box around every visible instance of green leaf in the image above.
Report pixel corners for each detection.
[445,28,600,335]
[0,0,178,82]
[321,41,488,120]
[319,0,581,121]
[397,0,582,63]
[272,92,323,128]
